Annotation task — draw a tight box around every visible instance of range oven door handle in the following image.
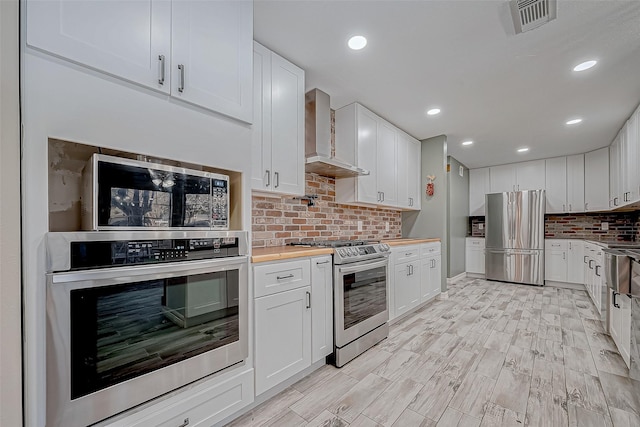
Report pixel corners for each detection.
[338,258,388,275]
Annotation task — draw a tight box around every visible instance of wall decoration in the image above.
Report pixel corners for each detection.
[426,175,436,197]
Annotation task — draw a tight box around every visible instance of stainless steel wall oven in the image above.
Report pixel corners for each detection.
[45,231,248,427]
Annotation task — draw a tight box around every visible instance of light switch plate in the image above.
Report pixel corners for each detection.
[601,222,609,231]
[357,220,363,231]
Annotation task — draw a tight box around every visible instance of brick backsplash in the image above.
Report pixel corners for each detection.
[252,173,402,248]
[470,212,639,241]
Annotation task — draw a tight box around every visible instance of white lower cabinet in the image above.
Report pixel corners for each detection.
[253,256,331,396]
[106,369,254,427]
[311,256,333,363]
[610,290,631,367]
[544,239,584,285]
[390,242,441,321]
[254,286,311,395]
[584,242,605,315]
[465,238,485,275]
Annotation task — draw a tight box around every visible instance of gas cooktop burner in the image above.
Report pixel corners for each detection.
[289,239,378,248]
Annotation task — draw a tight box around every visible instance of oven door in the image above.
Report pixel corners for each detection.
[334,258,389,348]
[46,256,248,427]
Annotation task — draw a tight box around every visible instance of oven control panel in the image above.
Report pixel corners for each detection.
[333,243,390,265]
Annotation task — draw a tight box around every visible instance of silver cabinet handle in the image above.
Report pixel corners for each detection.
[613,291,620,308]
[306,291,311,309]
[588,260,594,269]
[595,265,601,277]
[585,202,588,210]
[276,274,294,280]
[584,255,588,263]
[569,204,572,211]
[274,172,279,188]
[614,197,619,206]
[569,242,572,250]
[563,252,565,260]
[177,64,185,92]
[381,192,385,202]
[406,265,411,276]
[177,418,189,427]
[158,55,165,85]
[563,204,565,211]
[316,260,330,265]
[377,192,380,202]
[265,170,270,187]
[405,252,413,256]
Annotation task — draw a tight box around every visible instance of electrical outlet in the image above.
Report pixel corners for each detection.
[479,223,484,230]
[601,222,609,231]
[357,220,363,231]
[385,222,390,232]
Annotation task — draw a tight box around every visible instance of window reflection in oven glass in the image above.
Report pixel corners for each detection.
[70,270,239,399]
[342,266,387,330]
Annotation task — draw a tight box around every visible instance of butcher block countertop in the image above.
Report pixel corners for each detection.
[382,238,441,246]
[251,246,334,263]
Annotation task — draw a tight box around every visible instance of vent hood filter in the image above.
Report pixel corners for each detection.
[510,0,557,34]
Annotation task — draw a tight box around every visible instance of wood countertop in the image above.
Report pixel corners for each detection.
[382,238,441,246]
[251,246,334,263]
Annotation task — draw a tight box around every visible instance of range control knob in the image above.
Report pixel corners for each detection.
[338,249,346,257]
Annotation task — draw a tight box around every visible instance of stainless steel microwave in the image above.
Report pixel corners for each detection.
[81,154,229,230]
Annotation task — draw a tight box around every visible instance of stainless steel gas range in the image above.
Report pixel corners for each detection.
[291,240,391,367]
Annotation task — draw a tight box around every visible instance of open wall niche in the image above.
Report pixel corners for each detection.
[48,139,243,232]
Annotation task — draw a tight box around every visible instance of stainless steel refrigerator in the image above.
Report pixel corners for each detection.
[485,190,545,286]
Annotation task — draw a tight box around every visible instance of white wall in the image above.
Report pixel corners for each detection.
[1,0,23,426]
[447,156,469,278]
[21,47,254,425]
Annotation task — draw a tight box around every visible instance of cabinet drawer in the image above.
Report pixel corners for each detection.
[465,238,485,249]
[394,245,421,263]
[545,239,568,250]
[109,369,254,427]
[254,259,311,298]
[421,242,441,256]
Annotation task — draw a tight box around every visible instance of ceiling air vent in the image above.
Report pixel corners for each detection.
[510,0,557,34]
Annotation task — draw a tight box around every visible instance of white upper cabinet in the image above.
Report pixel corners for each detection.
[545,157,567,213]
[27,0,253,122]
[545,155,583,213]
[515,160,546,191]
[584,148,609,212]
[610,132,622,208]
[27,0,171,94]
[469,168,490,216]
[489,160,544,193]
[335,103,417,209]
[251,42,305,196]
[489,164,516,193]
[377,121,398,206]
[171,1,253,122]
[396,132,421,210]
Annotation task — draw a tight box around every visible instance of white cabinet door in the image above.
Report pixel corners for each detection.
[377,121,398,206]
[27,0,171,94]
[625,112,639,204]
[620,294,632,367]
[355,107,380,205]
[270,53,305,196]
[544,240,568,283]
[396,133,410,209]
[469,168,490,216]
[394,261,420,317]
[171,0,253,122]
[310,256,333,364]
[584,148,610,212]
[251,43,272,191]
[610,135,621,208]
[255,287,311,395]
[516,160,546,191]
[567,240,584,285]
[465,241,485,275]
[567,154,585,212]
[545,157,567,213]
[490,164,517,193]
[408,136,422,210]
[430,255,442,297]
[610,290,623,362]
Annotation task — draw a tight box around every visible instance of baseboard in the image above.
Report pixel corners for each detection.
[447,272,467,284]
[545,280,586,291]
[466,273,485,279]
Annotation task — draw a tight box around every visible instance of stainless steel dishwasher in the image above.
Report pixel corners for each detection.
[603,248,631,334]
[625,250,640,392]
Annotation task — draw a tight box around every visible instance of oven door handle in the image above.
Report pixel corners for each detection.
[338,258,388,274]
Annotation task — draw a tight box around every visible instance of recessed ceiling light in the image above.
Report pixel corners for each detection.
[517,147,529,153]
[462,140,473,146]
[427,108,441,116]
[566,118,583,125]
[573,60,597,72]
[348,36,367,50]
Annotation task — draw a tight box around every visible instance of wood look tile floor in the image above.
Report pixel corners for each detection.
[227,278,640,426]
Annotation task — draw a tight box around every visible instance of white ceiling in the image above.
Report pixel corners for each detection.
[254,0,640,169]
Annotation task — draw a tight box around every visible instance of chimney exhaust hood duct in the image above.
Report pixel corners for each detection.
[305,89,369,178]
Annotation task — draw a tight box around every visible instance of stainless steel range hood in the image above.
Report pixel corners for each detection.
[305,89,369,178]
